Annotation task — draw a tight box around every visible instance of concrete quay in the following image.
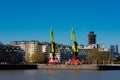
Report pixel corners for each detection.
[37,64,99,70]
[0,64,120,70]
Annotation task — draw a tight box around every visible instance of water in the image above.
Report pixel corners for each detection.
[0,70,120,80]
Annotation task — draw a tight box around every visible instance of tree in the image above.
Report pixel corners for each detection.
[97,51,111,64]
[31,53,45,63]
[0,45,25,64]
[86,48,111,64]
[25,53,31,62]
[86,48,98,63]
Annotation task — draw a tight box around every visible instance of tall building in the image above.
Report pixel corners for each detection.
[10,41,54,62]
[110,44,119,53]
[10,40,41,55]
[39,42,50,53]
[88,31,96,45]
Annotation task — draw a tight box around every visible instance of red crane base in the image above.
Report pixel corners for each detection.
[66,55,82,65]
[48,55,59,64]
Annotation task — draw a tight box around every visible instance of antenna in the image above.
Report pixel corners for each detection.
[85,27,89,35]
[85,26,89,45]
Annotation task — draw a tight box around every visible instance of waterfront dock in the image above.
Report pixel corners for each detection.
[37,64,98,70]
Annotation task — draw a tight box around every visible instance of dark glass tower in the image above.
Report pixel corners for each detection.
[88,31,96,45]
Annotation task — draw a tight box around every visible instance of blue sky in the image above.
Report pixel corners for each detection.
[0,0,120,50]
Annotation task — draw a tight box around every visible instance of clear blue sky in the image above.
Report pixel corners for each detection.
[0,0,120,50]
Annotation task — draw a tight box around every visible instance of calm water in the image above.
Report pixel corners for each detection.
[0,70,120,80]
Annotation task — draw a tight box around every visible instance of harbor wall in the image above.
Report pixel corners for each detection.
[0,64,37,70]
[98,65,120,70]
[0,64,120,70]
[37,64,98,70]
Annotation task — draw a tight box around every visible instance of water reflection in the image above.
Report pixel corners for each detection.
[71,70,79,75]
[0,70,120,80]
[48,70,58,75]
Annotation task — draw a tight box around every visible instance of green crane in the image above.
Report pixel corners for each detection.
[71,27,79,56]
[50,29,56,54]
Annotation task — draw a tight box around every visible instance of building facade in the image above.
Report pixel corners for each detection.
[39,42,51,53]
[10,41,58,62]
[10,40,41,56]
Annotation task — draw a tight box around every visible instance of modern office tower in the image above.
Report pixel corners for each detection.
[110,44,119,53]
[88,31,96,45]
[97,44,104,50]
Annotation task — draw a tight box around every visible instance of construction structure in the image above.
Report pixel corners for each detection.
[88,31,96,45]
